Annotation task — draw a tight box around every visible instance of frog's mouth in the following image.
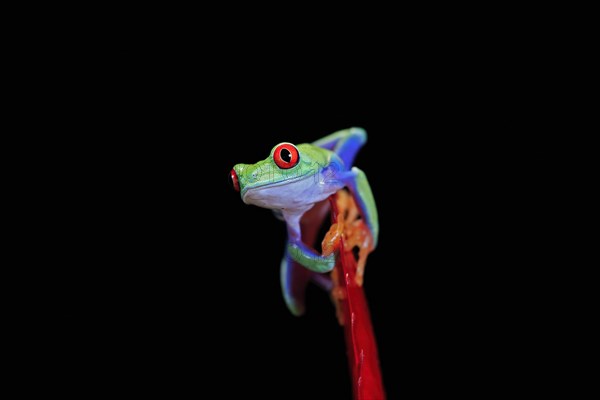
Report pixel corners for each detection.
[241,172,315,204]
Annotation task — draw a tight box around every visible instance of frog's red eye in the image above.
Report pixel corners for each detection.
[230,168,240,192]
[273,143,299,169]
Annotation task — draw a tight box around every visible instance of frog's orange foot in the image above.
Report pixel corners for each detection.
[346,219,373,286]
[321,218,344,257]
[333,190,374,286]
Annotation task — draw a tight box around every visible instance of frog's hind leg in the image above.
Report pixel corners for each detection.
[280,252,312,316]
[312,127,367,169]
[280,250,334,316]
[340,167,379,247]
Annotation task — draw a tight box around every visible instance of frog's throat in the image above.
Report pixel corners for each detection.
[241,171,317,203]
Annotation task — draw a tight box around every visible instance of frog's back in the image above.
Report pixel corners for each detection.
[296,143,335,167]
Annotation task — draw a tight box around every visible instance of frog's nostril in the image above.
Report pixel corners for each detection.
[230,168,240,192]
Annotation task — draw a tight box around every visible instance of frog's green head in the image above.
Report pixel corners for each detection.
[229,142,330,207]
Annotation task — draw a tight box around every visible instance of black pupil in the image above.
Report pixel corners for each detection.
[281,148,292,163]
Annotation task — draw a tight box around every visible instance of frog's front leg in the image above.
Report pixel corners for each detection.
[280,202,335,316]
[282,209,337,273]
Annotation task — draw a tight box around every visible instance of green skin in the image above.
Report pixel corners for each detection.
[232,127,378,315]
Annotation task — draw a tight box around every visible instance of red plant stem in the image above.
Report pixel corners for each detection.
[330,194,386,400]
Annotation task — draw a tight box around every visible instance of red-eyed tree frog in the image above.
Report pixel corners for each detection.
[230,127,379,316]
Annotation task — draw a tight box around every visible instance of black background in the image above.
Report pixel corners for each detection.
[14,7,563,395]
[36,52,522,397]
